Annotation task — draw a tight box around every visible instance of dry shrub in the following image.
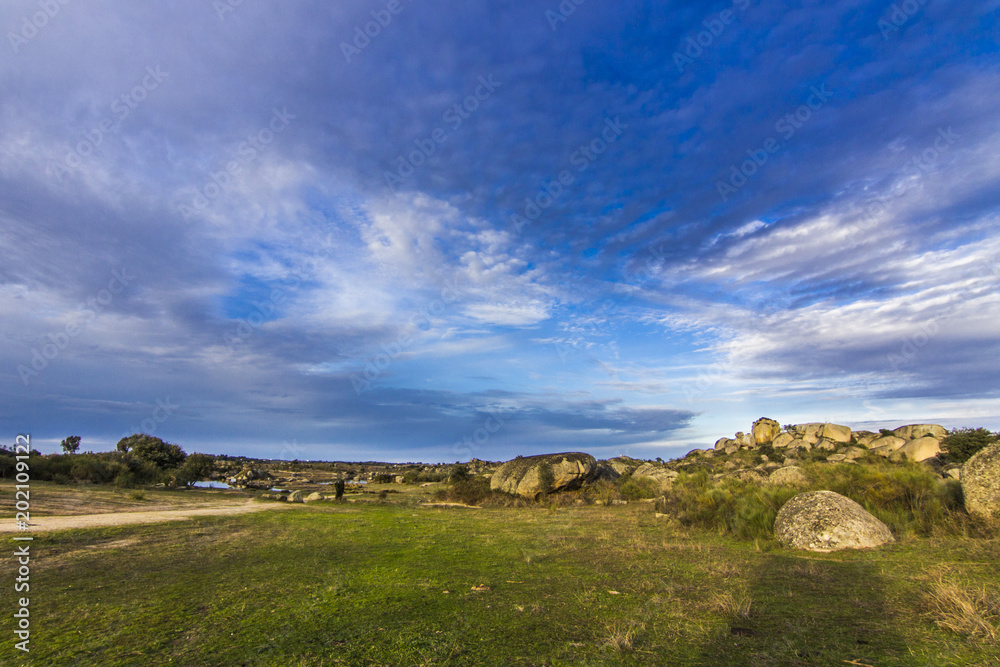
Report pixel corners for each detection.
[712,589,753,620]
[601,621,643,652]
[926,579,1000,642]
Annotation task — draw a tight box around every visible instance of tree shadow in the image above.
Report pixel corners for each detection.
[697,547,910,666]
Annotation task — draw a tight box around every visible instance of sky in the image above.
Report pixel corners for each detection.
[2,0,999,463]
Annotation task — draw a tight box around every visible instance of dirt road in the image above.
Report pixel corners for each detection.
[2,500,294,533]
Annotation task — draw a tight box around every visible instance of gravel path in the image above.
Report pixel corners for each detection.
[3,500,294,533]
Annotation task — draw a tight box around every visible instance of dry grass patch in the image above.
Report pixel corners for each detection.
[712,588,753,620]
[601,620,644,652]
[925,578,1000,642]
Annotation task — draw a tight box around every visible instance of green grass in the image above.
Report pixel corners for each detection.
[13,501,1000,666]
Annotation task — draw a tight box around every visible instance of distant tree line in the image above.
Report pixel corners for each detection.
[0,434,215,488]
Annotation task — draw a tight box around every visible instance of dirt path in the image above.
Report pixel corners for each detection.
[2,500,295,533]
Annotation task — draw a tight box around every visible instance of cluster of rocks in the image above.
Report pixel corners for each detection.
[714,418,948,464]
[229,467,273,489]
[486,453,682,500]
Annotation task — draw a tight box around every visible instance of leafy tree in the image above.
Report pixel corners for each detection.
[449,464,470,483]
[61,435,81,454]
[116,434,186,469]
[176,453,215,486]
[941,427,999,464]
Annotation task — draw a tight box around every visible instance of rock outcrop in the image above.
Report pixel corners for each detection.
[961,442,1000,519]
[490,452,597,499]
[631,463,679,492]
[751,418,781,445]
[774,490,895,552]
[893,424,947,440]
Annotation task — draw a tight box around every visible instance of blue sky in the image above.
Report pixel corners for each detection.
[2,0,999,462]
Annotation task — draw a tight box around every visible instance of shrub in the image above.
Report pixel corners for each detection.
[619,477,657,501]
[941,428,999,464]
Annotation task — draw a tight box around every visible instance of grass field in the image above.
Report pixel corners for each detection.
[6,481,999,666]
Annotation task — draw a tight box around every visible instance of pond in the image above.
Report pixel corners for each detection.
[191,480,232,489]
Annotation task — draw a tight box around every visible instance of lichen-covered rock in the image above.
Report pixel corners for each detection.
[786,438,812,452]
[843,446,868,460]
[490,452,596,499]
[287,490,304,503]
[961,442,1000,519]
[714,437,736,451]
[815,438,839,452]
[869,435,906,452]
[775,491,895,552]
[819,423,852,443]
[893,424,947,440]
[751,418,781,446]
[605,456,640,476]
[768,466,809,486]
[852,431,879,447]
[305,492,325,502]
[772,433,795,449]
[895,437,941,462]
[632,463,679,492]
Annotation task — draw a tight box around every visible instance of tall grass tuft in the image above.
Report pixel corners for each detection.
[926,579,1000,642]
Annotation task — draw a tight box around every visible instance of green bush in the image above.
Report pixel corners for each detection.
[940,428,998,464]
[618,477,658,501]
[435,475,492,505]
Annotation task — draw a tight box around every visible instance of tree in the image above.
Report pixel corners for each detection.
[176,453,215,486]
[61,435,81,454]
[116,434,186,469]
[449,464,470,483]
[941,428,999,464]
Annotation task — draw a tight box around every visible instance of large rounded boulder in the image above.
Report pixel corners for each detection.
[961,442,1000,520]
[774,490,895,552]
[751,418,781,446]
[490,452,596,499]
[893,436,941,462]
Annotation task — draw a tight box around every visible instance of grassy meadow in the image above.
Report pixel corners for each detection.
[6,480,1000,666]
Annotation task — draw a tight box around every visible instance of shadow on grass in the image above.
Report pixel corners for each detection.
[697,548,908,666]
